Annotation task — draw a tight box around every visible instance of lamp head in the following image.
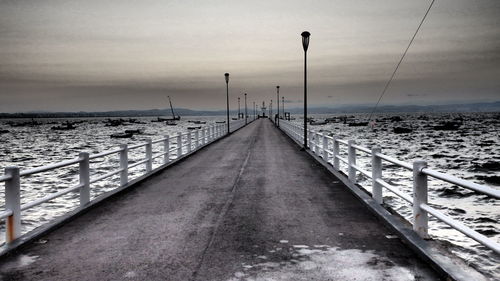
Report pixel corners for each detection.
[301,31,311,51]
[224,73,229,83]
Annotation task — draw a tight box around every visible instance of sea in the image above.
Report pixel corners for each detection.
[0,112,498,278]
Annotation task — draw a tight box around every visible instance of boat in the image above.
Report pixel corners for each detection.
[165,120,177,126]
[393,127,413,134]
[51,122,76,131]
[188,121,206,124]
[187,126,202,130]
[310,120,328,125]
[0,129,9,134]
[110,132,134,138]
[215,121,226,124]
[232,118,238,120]
[124,129,144,134]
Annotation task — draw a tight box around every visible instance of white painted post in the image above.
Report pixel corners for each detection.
[348,140,356,183]
[201,128,206,145]
[79,152,90,206]
[194,130,199,149]
[177,133,182,158]
[163,136,170,164]
[5,167,21,243]
[322,134,328,160]
[371,147,383,204]
[119,144,128,186]
[413,160,429,238]
[187,132,192,153]
[333,137,339,169]
[145,139,152,173]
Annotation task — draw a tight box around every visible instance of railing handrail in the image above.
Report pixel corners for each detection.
[0,118,254,244]
[278,119,500,255]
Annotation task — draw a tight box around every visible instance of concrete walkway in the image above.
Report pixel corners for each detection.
[0,119,440,280]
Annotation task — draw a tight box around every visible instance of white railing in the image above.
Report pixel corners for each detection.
[0,118,251,244]
[278,119,500,255]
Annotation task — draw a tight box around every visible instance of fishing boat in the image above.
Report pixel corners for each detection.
[310,120,328,125]
[165,120,177,126]
[187,126,202,130]
[51,121,76,131]
[215,121,226,124]
[110,132,134,138]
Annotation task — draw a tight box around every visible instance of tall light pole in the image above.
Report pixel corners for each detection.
[282,96,285,120]
[301,31,310,149]
[253,101,256,119]
[244,93,248,125]
[224,73,230,134]
[238,97,241,119]
[276,86,280,127]
[270,100,273,119]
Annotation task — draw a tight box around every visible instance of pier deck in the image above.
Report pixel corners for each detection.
[0,119,440,280]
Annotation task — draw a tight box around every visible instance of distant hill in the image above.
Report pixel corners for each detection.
[1,101,499,118]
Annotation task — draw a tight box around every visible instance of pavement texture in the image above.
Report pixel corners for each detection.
[0,119,441,281]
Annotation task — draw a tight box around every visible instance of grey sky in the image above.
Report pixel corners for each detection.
[0,0,499,112]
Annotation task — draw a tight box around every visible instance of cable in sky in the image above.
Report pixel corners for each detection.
[367,0,436,123]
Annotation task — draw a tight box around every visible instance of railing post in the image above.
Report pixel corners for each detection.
[163,136,170,164]
[119,144,128,186]
[348,140,356,183]
[371,147,383,204]
[187,132,192,153]
[79,152,90,206]
[413,160,429,238]
[194,130,199,149]
[201,128,206,145]
[177,133,182,158]
[322,134,328,160]
[145,138,152,173]
[5,167,21,243]
[333,137,339,169]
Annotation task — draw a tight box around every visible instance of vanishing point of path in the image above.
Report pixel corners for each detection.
[0,119,440,280]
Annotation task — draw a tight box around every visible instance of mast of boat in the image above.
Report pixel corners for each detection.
[168,96,176,119]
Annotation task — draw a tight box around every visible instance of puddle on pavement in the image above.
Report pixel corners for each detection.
[227,244,433,281]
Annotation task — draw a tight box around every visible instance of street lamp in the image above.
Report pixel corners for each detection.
[244,93,248,125]
[276,86,280,127]
[301,31,310,149]
[282,96,285,120]
[253,101,256,119]
[225,73,230,134]
[238,97,241,119]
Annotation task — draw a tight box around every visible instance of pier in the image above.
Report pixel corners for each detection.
[0,118,497,280]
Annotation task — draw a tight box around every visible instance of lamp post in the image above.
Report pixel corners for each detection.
[270,100,273,119]
[301,31,310,149]
[276,86,280,127]
[244,93,248,125]
[253,101,256,119]
[282,96,285,120]
[238,97,241,119]
[224,73,230,134]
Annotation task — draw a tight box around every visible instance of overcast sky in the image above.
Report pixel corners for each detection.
[0,0,499,112]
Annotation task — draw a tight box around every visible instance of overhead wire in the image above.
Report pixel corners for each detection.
[367,0,436,124]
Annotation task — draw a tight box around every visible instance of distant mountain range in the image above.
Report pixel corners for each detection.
[1,101,499,118]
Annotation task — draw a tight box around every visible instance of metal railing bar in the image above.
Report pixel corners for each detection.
[375,152,413,170]
[375,178,413,203]
[351,164,371,179]
[422,168,500,199]
[21,183,84,211]
[0,174,12,183]
[128,159,150,169]
[420,203,500,254]
[352,144,371,154]
[89,169,123,184]
[337,139,349,145]
[151,137,168,144]
[89,148,123,160]
[151,152,167,160]
[335,155,348,164]
[20,158,81,177]
[0,210,13,220]
[128,142,148,150]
